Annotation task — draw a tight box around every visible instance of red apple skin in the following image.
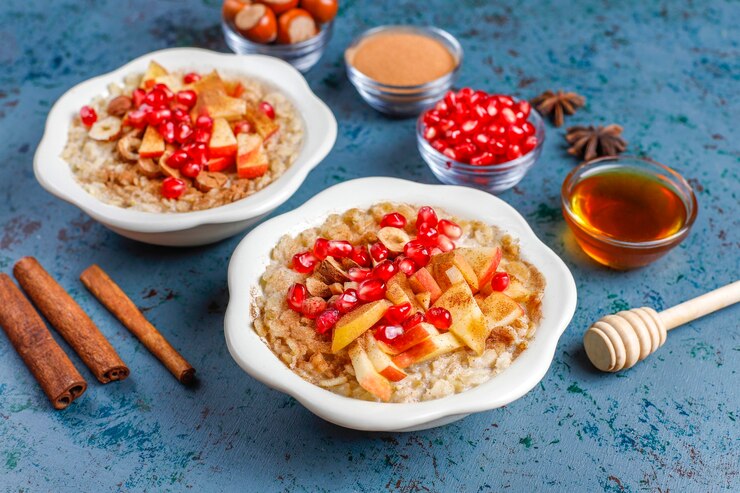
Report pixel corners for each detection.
[378,365,407,382]
[377,323,438,355]
[209,143,238,158]
[392,338,438,369]
[409,267,443,303]
[478,247,503,287]
[207,155,235,172]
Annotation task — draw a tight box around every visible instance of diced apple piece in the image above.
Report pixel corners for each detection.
[192,90,247,121]
[478,292,524,329]
[207,155,235,173]
[190,70,228,94]
[416,291,431,310]
[209,117,238,157]
[432,282,488,355]
[140,60,168,89]
[331,300,391,353]
[151,74,183,93]
[366,337,407,382]
[408,267,442,303]
[348,343,392,402]
[236,132,269,179]
[457,247,502,288]
[375,323,439,355]
[429,252,479,292]
[385,272,423,311]
[139,126,165,158]
[392,333,465,369]
[245,104,279,141]
[504,279,530,302]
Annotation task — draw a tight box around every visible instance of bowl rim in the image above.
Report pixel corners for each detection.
[560,155,698,249]
[344,25,463,93]
[221,18,334,53]
[224,177,577,431]
[33,47,337,234]
[416,104,546,173]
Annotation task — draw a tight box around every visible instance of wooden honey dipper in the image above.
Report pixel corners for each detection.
[584,280,740,372]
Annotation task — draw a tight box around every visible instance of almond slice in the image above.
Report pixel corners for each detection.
[88,116,122,141]
[137,158,161,178]
[194,171,228,192]
[377,227,410,253]
[117,130,142,161]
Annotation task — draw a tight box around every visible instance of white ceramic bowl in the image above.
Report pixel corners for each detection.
[34,48,337,246]
[225,177,577,431]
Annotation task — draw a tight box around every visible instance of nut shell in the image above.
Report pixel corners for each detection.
[258,0,299,15]
[276,8,317,44]
[88,116,122,141]
[235,3,278,43]
[300,0,337,23]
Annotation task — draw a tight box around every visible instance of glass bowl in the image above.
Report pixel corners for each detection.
[345,25,463,117]
[416,106,545,193]
[561,156,698,269]
[222,19,333,73]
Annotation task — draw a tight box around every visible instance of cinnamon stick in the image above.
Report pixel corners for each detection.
[0,274,87,410]
[80,264,195,385]
[13,257,129,384]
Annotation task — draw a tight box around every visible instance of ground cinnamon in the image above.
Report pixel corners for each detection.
[347,31,456,86]
[80,264,195,385]
[13,257,129,384]
[0,274,87,410]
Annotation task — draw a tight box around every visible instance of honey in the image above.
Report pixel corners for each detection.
[562,165,694,269]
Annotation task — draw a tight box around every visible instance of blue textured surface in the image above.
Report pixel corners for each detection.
[1,0,738,491]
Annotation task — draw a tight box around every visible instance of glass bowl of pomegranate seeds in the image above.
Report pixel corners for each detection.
[417,88,545,193]
[221,0,335,73]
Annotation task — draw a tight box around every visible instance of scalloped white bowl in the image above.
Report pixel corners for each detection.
[225,178,577,431]
[34,48,337,246]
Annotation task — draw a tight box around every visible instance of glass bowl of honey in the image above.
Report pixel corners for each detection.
[561,156,698,269]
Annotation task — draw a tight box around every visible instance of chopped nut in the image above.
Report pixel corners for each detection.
[88,116,122,141]
[314,257,349,284]
[117,130,142,161]
[194,171,228,192]
[377,227,410,253]
[306,277,331,298]
[137,158,161,178]
[328,283,344,295]
[106,95,133,117]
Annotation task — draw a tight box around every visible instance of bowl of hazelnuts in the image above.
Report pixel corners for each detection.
[222,0,337,73]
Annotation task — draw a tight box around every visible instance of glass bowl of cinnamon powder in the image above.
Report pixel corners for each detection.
[345,25,463,117]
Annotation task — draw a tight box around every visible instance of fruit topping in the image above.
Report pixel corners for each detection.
[491,272,510,292]
[380,212,407,229]
[79,106,98,127]
[161,177,186,199]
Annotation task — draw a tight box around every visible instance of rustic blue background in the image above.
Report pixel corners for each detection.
[0,0,738,491]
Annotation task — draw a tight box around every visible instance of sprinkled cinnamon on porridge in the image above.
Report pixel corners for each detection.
[62,61,303,212]
[252,203,545,403]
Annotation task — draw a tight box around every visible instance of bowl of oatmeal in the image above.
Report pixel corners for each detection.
[34,48,336,246]
[225,177,577,431]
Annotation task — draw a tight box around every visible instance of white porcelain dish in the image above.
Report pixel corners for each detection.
[34,47,337,246]
[225,177,577,432]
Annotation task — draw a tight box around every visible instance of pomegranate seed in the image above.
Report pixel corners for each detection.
[380,212,407,229]
[350,246,372,267]
[404,241,431,267]
[487,123,506,137]
[161,177,186,199]
[454,142,477,161]
[195,115,213,131]
[496,95,514,107]
[172,108,191,124]
[444,128,464,145]
[291,251,318,274]
[437,219,462,240]
[158,121,176,143]
[521,121,536,136]
[181,161,202,178]
[385,302,412,325]
[423,110,441,126]
[176,122,194,143]
[166,149,190,169]
[152,83,174,102]
[491,272,510,292]
[193,128,211,144]
[373,260,397,281]
[176,90,197,108]
[435,99,449,113]
[79,106,97,126]
[183,72,201,84]
[402,311,425,329]
[458,87,474,99]
[147,108,171,126]
[369,242,389,262]
[444,91,458,108]
[436,234,455,252]
[144,90,166,108]
[357,278,386,302]
[396,257,417,276]
[259,101,275,120]
[334,289,359,313]
[286,283,307,311]
[301,297,327,319]
[470,152,495,166]
[313,238,329,260]
[499,107,517,125]
[315,308,340,334]
[472,103,488,119]
[348,267,373,282]
[416,223,439,246]
[461,119,479,133]
[474,133,491,147]
[431,139,447,152]
[522,135,538,153]
[486,99,499,118]
[417,206,438,227]
[438,118,455,132]
[127,109,147,128]
[516,100,531,120]
[132,88,146,107]
[506,144,523,161]
[423,126,438,140]
[327,240,352,258]
[426,307,452,330]
[233,120,252,134]
[184,142,209,164]
[507,125,525,142]
[375,325,405,344]
[490,140,507,155]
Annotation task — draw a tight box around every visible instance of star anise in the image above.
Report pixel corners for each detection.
[565,124,628,162]
[531,90,585,127]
